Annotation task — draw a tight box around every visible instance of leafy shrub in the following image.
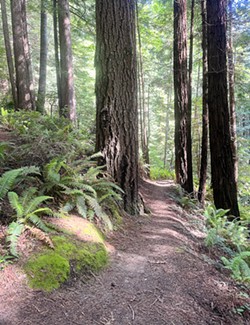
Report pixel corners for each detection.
[221,251,250,283]
[150,166,175,180]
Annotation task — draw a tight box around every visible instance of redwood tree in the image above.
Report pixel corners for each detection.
[11,0,35,110]
[58,0,76,122]
[37,0,48,114]
[198,0,209,205]
[0,0,17,109]
[95,0,139,215]
[173,0,193,193]
[207,0,239,217]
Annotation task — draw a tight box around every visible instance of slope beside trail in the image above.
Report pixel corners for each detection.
[1,179,250,325]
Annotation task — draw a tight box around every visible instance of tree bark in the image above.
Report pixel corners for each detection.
[11,0,35,110]
[37,0,48,114]
[207,0,239,217]
[58,0,76,122]
[95,0,139,215]
[228,0,238,182]
[53,0,62,114]
[136,0,150,168]
[173,0,193,193]
[0,0,17,110]
[198,0,209,206]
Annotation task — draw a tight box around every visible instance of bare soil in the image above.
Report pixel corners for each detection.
[1,179,250,325]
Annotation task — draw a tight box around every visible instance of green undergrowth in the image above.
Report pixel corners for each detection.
[150,166,175,180]
[24,235,108,292]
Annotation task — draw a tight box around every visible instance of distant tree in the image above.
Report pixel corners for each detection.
[58,0,76,122]
[173,0,193,193]
[95,0,139,214]
[198,0,209,205]
[227,0,238,181]
[207,0,239,217]
[0,0,17,110]
[11,0,35,110]
[37,0,48,114]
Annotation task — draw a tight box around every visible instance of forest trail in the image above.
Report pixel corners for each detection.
[1,179,249,325]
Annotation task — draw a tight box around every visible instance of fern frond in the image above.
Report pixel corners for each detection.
[6,221,25,256]
[26,196,52,215]
[8,191,24,218]
[28,214,51,232]
[76,195,87,218]
[0,169,22,199]
[27,227,54,248]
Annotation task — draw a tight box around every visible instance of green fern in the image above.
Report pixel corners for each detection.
[6,221,25,256]
[7,189,53,256]
[222,251,250,282]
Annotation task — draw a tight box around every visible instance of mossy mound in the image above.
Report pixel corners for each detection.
[24,235,108,292]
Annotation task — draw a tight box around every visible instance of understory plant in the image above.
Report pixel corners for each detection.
[204,205,250,284]
[6,188,53,256]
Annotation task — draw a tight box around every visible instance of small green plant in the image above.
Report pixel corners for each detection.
[221,251,250,283]
[6,188,53,256]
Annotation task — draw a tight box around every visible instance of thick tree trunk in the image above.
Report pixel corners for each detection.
[198,0,209,206]
[58,0,76,122]
[207,0,239,217]
[95,0,139,215]
[37,0,48,114]
[11,0,35,110]
[0,0,17,110]
[173,0,193,193]
[228,0,238,182]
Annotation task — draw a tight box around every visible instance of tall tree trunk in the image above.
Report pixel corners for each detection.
[11,0,35,110]
[207,0,239,217]
[53,0,62,114]
[198,0,209,205]
[228,0,238,182]
[187,0,194,192]
[0,0,17,110]
[37,0,48,114]
[173,0,193,193]
[58,0,76,122]
[136,1,150,168]
[95,0,139,215]
[164,89,171,169]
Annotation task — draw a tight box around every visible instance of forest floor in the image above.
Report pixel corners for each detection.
[1,179,250,325]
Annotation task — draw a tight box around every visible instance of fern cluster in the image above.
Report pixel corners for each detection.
[204,205,250,284]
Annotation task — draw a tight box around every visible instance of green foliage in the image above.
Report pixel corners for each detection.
[6,189,52,256]
[150,166,175,180]
[221,251,250,283]
[0,166,40,204]
[24,235,108,292]
[42,158,122,230]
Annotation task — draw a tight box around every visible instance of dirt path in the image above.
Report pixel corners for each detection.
[1,179,250,325]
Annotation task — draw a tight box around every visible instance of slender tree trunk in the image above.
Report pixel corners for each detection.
[173,0,193,193]
[198,0,209,205]
[11,0,35,110]
[37,0,48,114]
[187,0,195,191]
[58,0,76,122]
[95,0,139,215]
[136,1,150,168]
[53,0,62,114]
[164,89,171,169]
[228,0,238,182]
[0,0,17,110]
[207,0,239,217]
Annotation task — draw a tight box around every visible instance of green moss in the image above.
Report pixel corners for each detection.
[24,253,70,292]
[24,235,108,292]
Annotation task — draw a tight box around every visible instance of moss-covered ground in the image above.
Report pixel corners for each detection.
[24,235,108,292]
